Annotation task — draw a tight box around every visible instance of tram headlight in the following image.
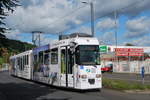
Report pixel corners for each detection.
[80,75,87,79]
[96,74,101,78]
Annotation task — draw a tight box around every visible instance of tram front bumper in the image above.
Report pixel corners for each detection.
[76,78,102,90]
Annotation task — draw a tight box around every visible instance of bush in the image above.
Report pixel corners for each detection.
[0,57,4,65]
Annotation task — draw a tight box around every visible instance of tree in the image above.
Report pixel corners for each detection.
[0,0,19,34]
[125,43,135,46]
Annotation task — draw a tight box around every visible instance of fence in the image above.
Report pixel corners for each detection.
[113,60,150,74]
[101,59,150,74]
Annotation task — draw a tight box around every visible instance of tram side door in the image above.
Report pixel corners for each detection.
[60,47,73,88]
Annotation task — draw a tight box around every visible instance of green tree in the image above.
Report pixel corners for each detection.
[125,43,135,46]
[0,0,19,34]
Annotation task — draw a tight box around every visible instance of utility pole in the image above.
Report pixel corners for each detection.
[114,11,118,48]
[32,32,36,45]
[82,1,95,37]
[90,2,94,37]
[32,31,43,47]
[38,33,41,47]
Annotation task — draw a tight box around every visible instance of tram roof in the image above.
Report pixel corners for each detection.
[33,44,49,55]
[59,33,92,40]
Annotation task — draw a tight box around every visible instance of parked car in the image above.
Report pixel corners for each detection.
[101,64,113,73]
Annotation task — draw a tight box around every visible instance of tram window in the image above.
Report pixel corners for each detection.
[34,55,37,63]
[44,53,49,65]
[22,57,23,70]
[27,55,29,65]
[25,55,27,65]
[24,55,26,65]
[39,52,44,64]
[17,57,20,70]
[23,56,25,70]
[75,45,100,65]
[19,57,21,70]
[21,57,23,70]
[68,49,73,74]
[61,49,66,74]
[51,48,58,64]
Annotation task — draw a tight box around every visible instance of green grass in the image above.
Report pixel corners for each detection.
[102,78,150,90]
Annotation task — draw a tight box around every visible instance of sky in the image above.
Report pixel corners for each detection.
[3,0,150,46]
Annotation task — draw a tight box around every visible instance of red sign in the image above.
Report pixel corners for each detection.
[128,48,143,52]
[115,52,129,56]
[115,48,128,52]
[115,48,144,56]
[128,52,144,56]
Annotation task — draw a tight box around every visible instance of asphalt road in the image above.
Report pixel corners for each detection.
[0,71,150,100]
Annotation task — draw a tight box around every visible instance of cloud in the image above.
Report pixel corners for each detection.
[5,0,84,34]
[94,0,150,18]
[132,36,150,46]
[4,29,55,45]
[4,30,21,40]
[96,18,118,31]
[4,0,150,35]
[125,16,150,38]
[70,25,91,35]
[99,31,115,44]
[31,33,57,45]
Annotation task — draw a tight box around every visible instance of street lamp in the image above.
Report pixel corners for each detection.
[82,1,95,37]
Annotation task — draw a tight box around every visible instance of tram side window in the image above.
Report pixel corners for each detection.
[27,55,29,65]
[61,49,66,74]
[33,54,39,72]
[21,57,23,70]
[24,55,27,65]
[39,52,44,64]
[68,49,73,74]
[44,53,49,65]
[23,56,25,70]
[34,55,37,64]
[17,57,20,70]
[51,48,58,64]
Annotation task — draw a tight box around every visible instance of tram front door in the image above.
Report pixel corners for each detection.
[60,47,74,88]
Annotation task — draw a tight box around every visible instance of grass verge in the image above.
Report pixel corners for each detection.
[102,78,150,91]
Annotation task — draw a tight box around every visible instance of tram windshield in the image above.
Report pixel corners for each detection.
[75,45,100,65]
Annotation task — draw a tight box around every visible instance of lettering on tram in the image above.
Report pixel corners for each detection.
[9,33,102,90]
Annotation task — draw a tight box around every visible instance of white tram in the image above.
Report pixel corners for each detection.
[10,50,32,79]
[10,33,102,90]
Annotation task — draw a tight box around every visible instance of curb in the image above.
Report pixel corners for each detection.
[124,90,150,94]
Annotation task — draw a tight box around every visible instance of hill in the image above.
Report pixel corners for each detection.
[0,33,36,66]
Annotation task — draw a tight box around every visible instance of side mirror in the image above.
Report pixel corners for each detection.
[69,42,77,53]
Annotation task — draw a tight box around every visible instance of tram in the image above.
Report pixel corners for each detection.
[9,50,32,79]
[10,33,102,90]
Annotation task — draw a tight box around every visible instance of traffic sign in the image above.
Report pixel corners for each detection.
[100,45,107,53]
